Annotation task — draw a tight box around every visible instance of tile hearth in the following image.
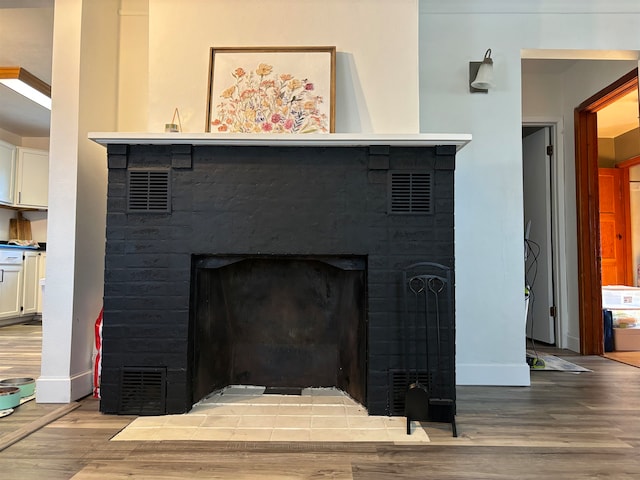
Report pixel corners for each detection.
[111,386,430,443]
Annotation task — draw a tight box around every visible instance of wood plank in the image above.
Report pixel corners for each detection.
[2,324,640,479]
[604,350,640,368]
[0,402,81,451]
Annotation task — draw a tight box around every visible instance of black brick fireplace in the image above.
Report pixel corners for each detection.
[94,134,466,418]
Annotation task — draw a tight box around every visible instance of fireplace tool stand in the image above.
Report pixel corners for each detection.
[401,262,457,437]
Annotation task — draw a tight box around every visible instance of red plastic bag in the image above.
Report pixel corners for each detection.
[93,308,103,398]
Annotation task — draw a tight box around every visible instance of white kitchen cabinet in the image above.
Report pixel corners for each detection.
[0,250,24,319]
[22,250,40,316]
[0,249,44,321]
[15,147,49,208]
[0,140,16,206]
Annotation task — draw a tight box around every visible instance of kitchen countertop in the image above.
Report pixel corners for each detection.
[0,242,46,251]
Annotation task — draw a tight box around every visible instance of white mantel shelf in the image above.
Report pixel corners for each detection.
[88,132,472,151]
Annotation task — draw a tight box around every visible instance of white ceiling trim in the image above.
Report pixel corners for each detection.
[421,0,640,15]
[522,49,640,61]
[0,0,53,7]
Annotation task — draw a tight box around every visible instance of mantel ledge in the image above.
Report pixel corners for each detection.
[88,132,472,151]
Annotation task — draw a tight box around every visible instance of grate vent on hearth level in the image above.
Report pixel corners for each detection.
[118,367,166,415]
[388,369,432,415]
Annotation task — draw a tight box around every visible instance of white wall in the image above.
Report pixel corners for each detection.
[37,0,119,403]
[0,128,22,146]
[117,0,148,131]
[420,0,640,385]
[146,0,420,134]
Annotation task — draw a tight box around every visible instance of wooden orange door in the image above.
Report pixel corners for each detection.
[598,168,631,286]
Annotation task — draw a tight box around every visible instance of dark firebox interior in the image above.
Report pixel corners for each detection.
[190,256,367,406]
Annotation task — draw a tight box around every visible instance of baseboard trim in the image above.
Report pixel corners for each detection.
[456,362,531,386]
[566,334,581,353]
[0,315,38,328]
[36,369,93,403]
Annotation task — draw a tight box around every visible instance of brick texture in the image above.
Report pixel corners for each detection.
[100,144,456,416]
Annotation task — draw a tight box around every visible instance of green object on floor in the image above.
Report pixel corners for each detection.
[530,357,546,369]
[526,352,546,369]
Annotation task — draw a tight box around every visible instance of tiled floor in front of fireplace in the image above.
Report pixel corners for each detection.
[111,386,430,443]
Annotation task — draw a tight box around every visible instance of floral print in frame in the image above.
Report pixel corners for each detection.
[206,47,336,133]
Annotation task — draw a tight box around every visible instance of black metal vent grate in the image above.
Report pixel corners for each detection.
[127,170,171,212]
[389,172,432,214]
[118,367,166,415]
[388,369,432,416]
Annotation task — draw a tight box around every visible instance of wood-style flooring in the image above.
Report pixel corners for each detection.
[603,350,640,368]
[1,322,640,479]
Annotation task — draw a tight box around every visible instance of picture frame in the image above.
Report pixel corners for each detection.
[206,46,336,133]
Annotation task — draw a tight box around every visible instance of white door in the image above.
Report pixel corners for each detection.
[523,127,555,344]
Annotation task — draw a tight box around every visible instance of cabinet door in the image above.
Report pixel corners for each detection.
[0,140,15,205]
[22,251,40,316]
[15,147,49,208]
[0,265,22,319]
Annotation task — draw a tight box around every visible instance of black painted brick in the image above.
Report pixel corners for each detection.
[101,144,456,416]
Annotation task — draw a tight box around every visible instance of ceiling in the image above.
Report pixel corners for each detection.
[522,59,639,139]
[0,5,637,140]
[597,89,640,138]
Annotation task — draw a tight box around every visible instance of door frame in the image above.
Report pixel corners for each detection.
[574,68,639,355]
[522,118,568,348]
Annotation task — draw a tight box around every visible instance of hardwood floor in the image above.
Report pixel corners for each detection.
[1,323,640,479]
[603,350,640,368]
[0,320,68,440]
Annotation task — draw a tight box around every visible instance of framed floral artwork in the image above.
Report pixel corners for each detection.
[206,46,336,133]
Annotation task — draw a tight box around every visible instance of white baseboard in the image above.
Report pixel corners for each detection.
[456,362,531,386]
[565,334,581,353]
[35,369,93,403]
[0,315,38,328]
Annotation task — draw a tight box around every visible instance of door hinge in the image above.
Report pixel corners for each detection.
[546,145,553,156]
[550,305,557,318]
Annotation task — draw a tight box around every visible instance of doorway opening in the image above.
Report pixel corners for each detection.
[522,125,556,347]
[522,120,570,351]
[575,68,639,355]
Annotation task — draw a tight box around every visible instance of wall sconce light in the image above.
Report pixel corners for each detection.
[0,66,51,110]
[469,49,494,93]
